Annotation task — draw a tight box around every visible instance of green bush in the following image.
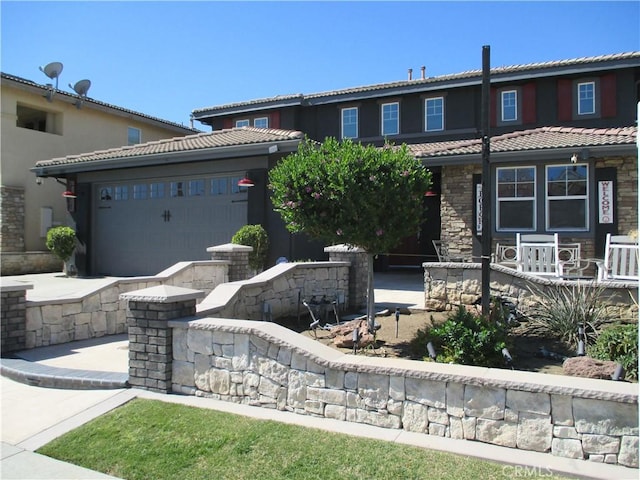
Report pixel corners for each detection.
[231,224,269,272]
[589,323,638,380]
[409,306,511,367]
[527,282,610,350]
[45,226,76,262]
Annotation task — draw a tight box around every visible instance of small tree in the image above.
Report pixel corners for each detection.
[46,226,76,276]
[269,137,432,328]
[231,224,269,272]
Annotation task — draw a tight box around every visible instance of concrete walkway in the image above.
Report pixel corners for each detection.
[1,271,637,480]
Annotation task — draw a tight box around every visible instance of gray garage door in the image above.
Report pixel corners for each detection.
[93,174,248,276]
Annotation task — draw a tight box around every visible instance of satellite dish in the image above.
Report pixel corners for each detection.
[70,79,91,97]
[39,62,64,88]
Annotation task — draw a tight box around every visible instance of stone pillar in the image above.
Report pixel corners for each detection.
[0,280,32,355]
[325,244,368,309]
[207,243,253,281]
[121,285,204,393]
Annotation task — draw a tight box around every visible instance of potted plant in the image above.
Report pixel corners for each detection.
[45,226,77,276]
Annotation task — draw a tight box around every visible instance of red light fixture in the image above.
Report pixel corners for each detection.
[424,189,439,197]
[238,176,255,187]
[62,190,77,198]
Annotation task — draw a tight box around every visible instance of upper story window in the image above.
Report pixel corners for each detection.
[341,107,358,139]
[546,164,588,230]
[496,166,536,231]
[253,117,269,128]
[235,119,250,128]
[501,90,518,122]
[425,97,444,132]
[577,82,596,115]
[16,104,61,134]
[381,102,399,136]
[127,127,141,146]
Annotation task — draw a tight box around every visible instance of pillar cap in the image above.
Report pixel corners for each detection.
[120,285,204,303]
[0,279,34,293]
[207,243,253,253]
[324,244,366,253]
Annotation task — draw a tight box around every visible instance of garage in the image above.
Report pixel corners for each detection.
[93,173,248,276]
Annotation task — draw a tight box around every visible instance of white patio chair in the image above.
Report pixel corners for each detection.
[494,243,517,267]
[596,234,639,282]
[516,233,560,276]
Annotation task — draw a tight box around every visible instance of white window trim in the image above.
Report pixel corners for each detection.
[235,119,250,128]
[545,164,589,231]
[381,102,399,136]
[253,117,269,128]
[577,81,596,115]
[496,166,537,232]
[500,90,518,122]
[341,107,358,139]
[424,97,444,132]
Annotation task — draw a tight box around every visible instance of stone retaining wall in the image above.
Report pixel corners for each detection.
[168,316,638,468]
[424,263,639,324]
[0,282,31,354]
[1,252,62,276]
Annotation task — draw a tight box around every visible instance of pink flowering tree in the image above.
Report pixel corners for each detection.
[269,137,432,329]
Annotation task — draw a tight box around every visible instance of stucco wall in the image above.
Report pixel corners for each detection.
[169,317,638,468]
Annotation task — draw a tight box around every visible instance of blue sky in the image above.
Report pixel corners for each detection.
[1,1,638,129]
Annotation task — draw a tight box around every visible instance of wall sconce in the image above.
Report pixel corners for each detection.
[237,174,255,187]
[424,188,439,197]
[62,190,77,198]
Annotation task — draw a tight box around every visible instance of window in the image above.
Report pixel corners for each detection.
[577,82,595,115]
[425,97,444,132]
[170,181,185,197]
[381,102,399,136]
[127,127,141,146]
[254,117,269,128]
[16,104,60,134]
[114,185,128,201]
[211,177,228,195]
[341,107,358,139]
[133,184,147,200]
[188,179,205,196]
[235,119,250,128]
[496,167,536,231]
[99,187,112,201]
[546,164,588,230]
[150,183,165,199]
[501,90,518,122]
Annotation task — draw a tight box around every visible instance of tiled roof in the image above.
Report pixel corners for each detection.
[408,126,638,158]
[193,52,640,115]
[34,127,305,168]
[1,72,198,133]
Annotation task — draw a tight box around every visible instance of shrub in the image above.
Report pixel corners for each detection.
[527,282,609,350]
[45,226,76,262]
[589,323,638,380]
[409,306,511,367]
[231,224,269,272]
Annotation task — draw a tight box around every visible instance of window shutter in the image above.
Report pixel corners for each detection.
[490,88,496,127]
[600,73,617,118]
[557,79,573,121]
[271,111,280,129]
[223,118,233,129]
[522,83,537,124]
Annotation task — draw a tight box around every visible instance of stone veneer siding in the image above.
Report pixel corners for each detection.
[0,185,25,253]
[168,317,638,468]
[1,252,62,276]
[0,282,31,354]
[423,262,639,323]
[208,243,252,282]
[596,155,638,238]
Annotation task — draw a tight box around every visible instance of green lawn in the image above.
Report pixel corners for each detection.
[38,399,570,480]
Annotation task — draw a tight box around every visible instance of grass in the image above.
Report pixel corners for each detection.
[37,399,571,480]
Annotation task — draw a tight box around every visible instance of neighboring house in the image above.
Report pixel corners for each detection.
[0,71,198,275]
[31,128,310,276]
[191,52,640,266]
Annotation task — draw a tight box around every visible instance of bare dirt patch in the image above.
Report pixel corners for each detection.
[280,308,570,376]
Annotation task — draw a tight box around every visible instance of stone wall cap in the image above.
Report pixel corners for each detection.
[120,285,204,303]
[0,279,34,292]
[207,243,253,253]
[324,244,366,253]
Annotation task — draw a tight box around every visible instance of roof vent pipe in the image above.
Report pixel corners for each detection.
[408,68,413,81]
[421,66,426,79]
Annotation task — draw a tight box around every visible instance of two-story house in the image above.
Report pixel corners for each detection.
[1,71,199,274]
[191,52,640,265]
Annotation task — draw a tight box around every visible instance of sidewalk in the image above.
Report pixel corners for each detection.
[1,271,637,479]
